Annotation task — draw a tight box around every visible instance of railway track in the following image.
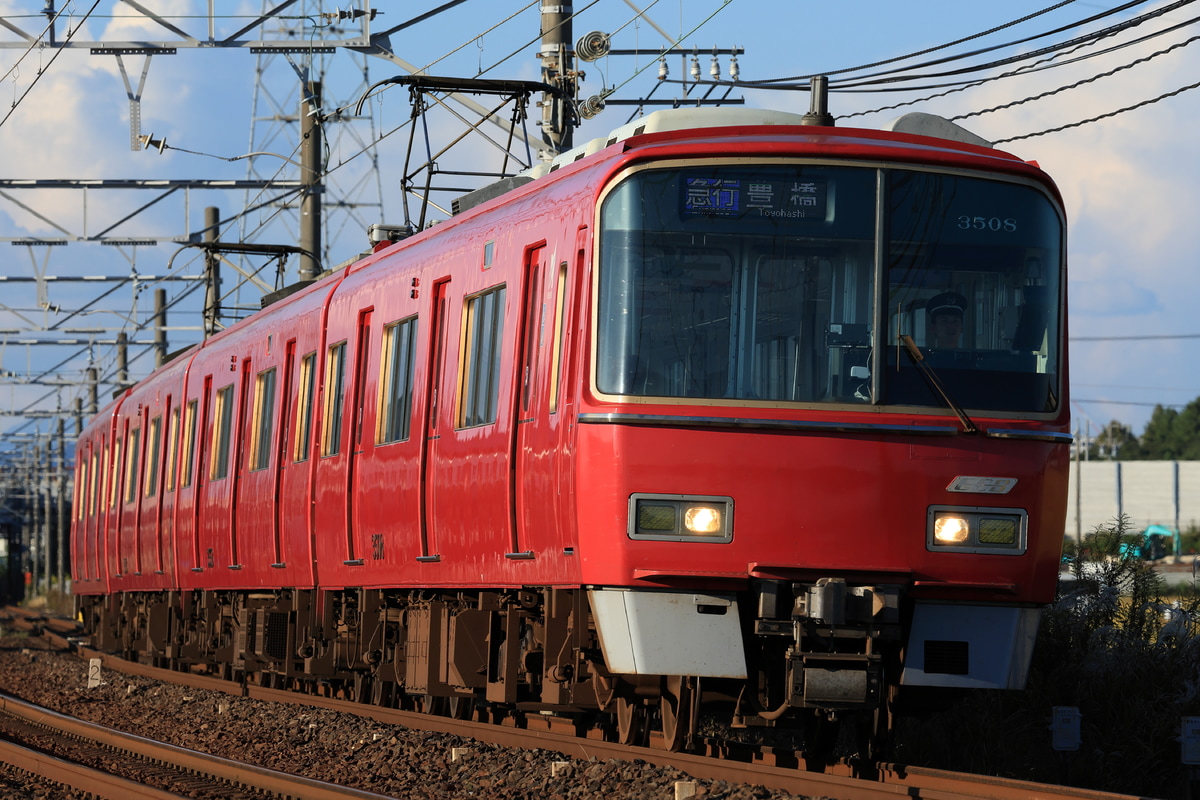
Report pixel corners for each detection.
[0,688,403,800]
[0,608,1151,800]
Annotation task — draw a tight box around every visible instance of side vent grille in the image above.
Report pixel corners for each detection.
[924,640,969,675]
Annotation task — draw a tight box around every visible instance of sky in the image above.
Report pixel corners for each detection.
[1,0,1199,449]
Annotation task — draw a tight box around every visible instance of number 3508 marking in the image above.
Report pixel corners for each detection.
[957,215,1017,232]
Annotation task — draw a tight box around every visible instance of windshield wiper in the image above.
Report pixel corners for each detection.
[898,335,977,434]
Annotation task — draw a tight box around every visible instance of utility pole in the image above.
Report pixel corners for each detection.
[299,81,322,282]
[203,206,221,337]
[539,2,576,156]
[56,418,66,596]
[116,332,129,389]
[154,288,168,367]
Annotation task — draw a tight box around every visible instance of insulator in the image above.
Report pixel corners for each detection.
[657,56,669,81]
[578,94,606,119]
[690,54,701,81]
[576,30,611,62]
[729,54,740,82]
[710,55,720,80]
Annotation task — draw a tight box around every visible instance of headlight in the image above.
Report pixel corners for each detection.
[928,506,1027,555]
[933,515,970,545]
[629,494,733,543]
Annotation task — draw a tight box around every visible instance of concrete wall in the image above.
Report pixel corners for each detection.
[1066,461,1200,542]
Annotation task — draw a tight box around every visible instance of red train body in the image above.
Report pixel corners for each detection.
[71,108,1070,752]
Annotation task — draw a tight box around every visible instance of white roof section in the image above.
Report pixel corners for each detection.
[883,112,993,149]
[547,107,813,172]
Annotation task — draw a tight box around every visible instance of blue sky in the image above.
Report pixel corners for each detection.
[1,0,1198,443]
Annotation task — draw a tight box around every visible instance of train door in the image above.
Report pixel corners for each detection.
[278,344,318,585]
[511,245,560,558]
[191,377,213,571]
[229,357,252,569]
[272,342,295,568]
[346,308,374,565]
[158,399,178,577]
[311,307,373,573]
[419,279,451,560]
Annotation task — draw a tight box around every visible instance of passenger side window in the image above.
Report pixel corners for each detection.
[294,352,317,462]
[322,342,347,456]
[378,317,418,444]
[249,368,277,471]
[210,385,235,480]
[144,415,161,497]
[180,400,198,488]
[123,426,140,504]
[459,286,506,428]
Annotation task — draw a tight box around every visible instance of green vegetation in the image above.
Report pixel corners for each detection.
[894,517,1200,797]
[1090,396,1200,461]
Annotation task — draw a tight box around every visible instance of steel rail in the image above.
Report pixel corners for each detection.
[0,690,404,800]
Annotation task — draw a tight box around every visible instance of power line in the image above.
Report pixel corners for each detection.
[952,21,1200,121]
[747,0,1092,84]
[1071,332,1200,342]
[1074,398,1189,408]
[0,0,104,130]
[827,0,1190,91]
[995,74,1200,141]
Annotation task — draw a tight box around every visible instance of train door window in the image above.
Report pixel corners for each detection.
[294,351,317,461]
[109,436,122,509]
[459,285,506,428]
[180,400,198,488]
[549,262,569,414]
[144,415,162,497]
[378,316,418,444]
[75,457,88,521]
[165,406,180,492]
[210,384,235,480]
[322,341,347,456]
[123,425,141,504]
[249,367,277,471]
[88,449,99,517]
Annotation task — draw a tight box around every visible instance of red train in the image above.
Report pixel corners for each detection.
[71,106,1070,757]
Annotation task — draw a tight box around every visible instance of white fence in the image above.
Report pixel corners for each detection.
[1066,461,1200,542]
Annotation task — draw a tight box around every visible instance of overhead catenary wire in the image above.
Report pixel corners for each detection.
[994,75,1200,142]
[744,0,1151,86]
[839,7,1200,118]
[825,0,1193,91]
[0,0,104,130]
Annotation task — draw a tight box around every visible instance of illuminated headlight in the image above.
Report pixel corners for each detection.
[927,506,1027,555]
[629,494,733,543]
[933,515,970,545]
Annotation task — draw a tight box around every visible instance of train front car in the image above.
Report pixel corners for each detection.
[573,112,1069,753]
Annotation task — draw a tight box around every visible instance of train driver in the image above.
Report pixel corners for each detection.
[927,291,967,348]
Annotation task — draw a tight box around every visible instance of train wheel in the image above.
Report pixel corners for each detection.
[447,696,474,720]
[658,675,694,752]
[860,683,897,763]
[414,694,446,715]
[802,712,838,772]
[614,696,647,746]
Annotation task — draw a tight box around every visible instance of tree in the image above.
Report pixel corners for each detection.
[1126,405,1180,460]
[1084,420,1139,460]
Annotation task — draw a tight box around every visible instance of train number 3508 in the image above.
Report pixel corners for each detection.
[957,215,1018,232]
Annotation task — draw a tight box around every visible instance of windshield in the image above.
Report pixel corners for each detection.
[596,164,1063,415]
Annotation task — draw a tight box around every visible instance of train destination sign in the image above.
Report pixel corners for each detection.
[683,176,828,220]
